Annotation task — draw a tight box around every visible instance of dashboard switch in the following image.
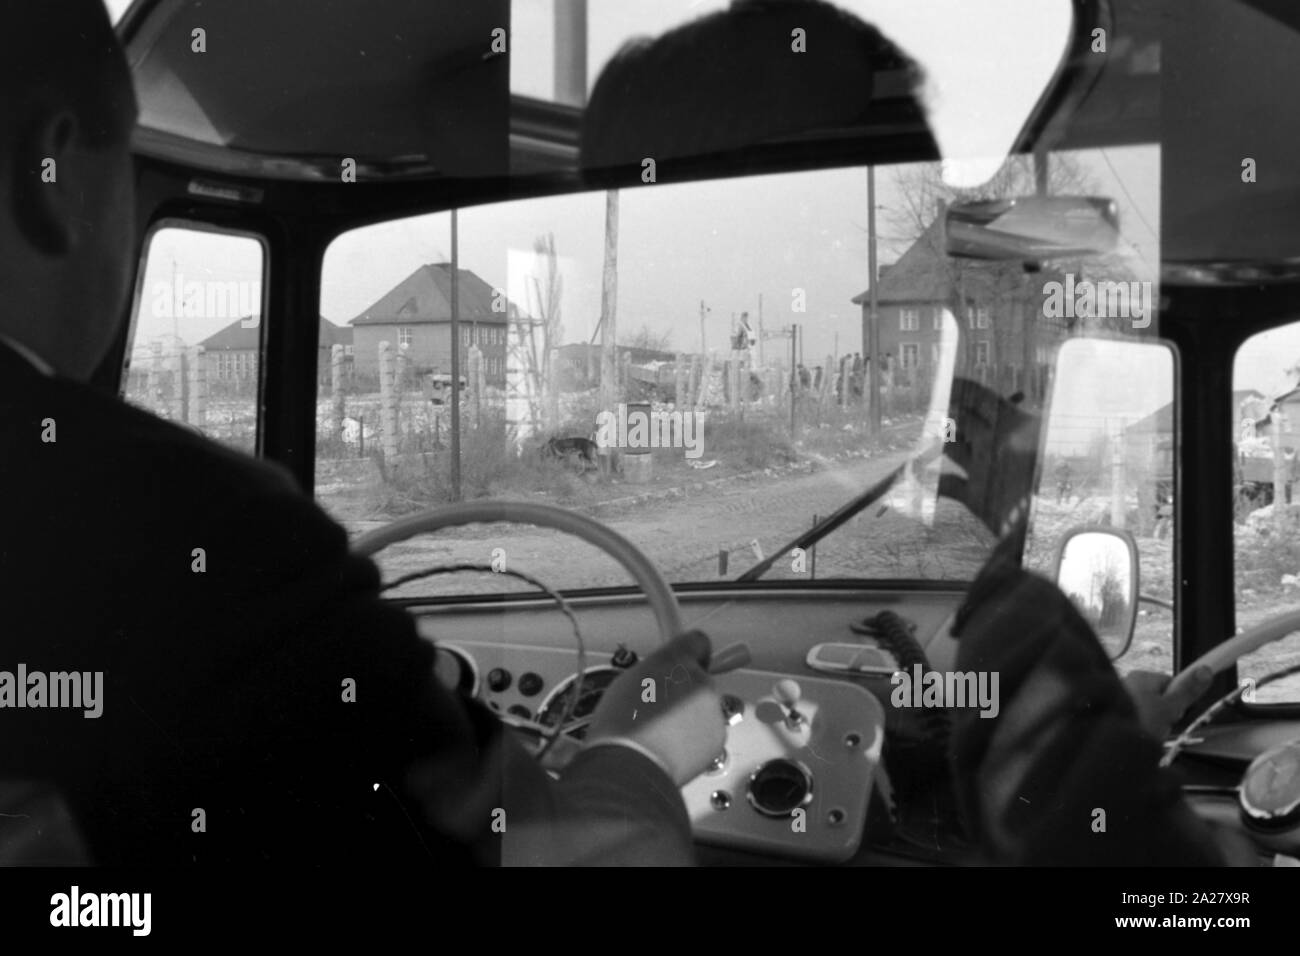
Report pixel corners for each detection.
[772,679,805,728]
[611,645,638,668]
[487,668,512,693]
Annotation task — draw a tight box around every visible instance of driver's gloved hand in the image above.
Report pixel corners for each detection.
[950,561,1229,866]
[583,630,726,787]
[1123,667,1213,741]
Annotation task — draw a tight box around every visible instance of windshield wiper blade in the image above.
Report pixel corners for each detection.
[736,443,944,583]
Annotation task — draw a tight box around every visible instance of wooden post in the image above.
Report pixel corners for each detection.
[331,344,345,438]
[600,191,620,412]
[675,352,687,407]
[467,345,483,428]
[450,208,462,500]
[379,341,398,462]
[697,352,714,409]
[187,346,206,428]
[548,346,560,430]
[1110,420,1126,528]
[1273,408,1288,517]
[729,351,740,411]
[166,344,185,422]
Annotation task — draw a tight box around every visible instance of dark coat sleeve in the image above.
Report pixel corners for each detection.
[2,368,694,865]
[949,547,1226,866]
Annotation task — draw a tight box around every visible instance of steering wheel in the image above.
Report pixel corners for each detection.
[352,500,684,760]
[351,499,683,641]
[1167,608,1300,702]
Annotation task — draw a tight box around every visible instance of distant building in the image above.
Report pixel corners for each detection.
[348,263,513,385]
[197,317,352,384]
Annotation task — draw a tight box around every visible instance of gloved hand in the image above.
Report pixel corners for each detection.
[583,629,726,786]
[1123,666,1214,740]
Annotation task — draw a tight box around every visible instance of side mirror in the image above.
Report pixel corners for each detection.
[1052,527,1139,661]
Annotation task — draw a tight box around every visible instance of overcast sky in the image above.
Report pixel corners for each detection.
[114,1,1157,361]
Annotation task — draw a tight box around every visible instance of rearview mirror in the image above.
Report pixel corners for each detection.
[945,196,1119,263]
[1053,527,1139,660]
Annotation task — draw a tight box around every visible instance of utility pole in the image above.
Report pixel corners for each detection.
[867,166,881,436]
[757,294,764,366]
[599,191,619,411]
[699,299,709,356]
[790,323,798,436]
[450,209,462,501]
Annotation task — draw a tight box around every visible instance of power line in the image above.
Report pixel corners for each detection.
[1099,148,1157,248]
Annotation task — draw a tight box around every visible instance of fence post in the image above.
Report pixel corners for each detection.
[331,344,345,438]
[187,346,206,428]
[548,347,560,430]
[697,352,714,409]
[1110,421,1126,528]
[466,345,480,428]
[167,344,185,422]
[379,341,398,463]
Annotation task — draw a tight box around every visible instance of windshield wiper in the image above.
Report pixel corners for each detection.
[737,442,945,582]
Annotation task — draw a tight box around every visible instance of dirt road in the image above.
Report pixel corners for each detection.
[352,450,996,598]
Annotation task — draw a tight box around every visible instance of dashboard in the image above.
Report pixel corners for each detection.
[409,584,1300,865]
[414,583,974,864]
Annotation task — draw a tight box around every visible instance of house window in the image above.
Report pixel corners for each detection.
[344,344,354,356]
[900,308,919,332]
[932,308,943,330]
[900,343,920,369]
[976,307,991,329]
[930,343,941,366]
[398,326,413,348]
[975,341,991,365]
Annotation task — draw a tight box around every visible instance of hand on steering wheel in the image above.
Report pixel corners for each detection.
[352,500,727,785]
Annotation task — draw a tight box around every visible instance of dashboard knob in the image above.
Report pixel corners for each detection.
[611,645,638,669]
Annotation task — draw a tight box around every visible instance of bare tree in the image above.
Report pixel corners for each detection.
[623,323,673,353]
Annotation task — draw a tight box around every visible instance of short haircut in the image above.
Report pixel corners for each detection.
[582,0,930,172]
[0,0,135,151]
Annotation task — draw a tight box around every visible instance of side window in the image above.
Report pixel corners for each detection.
[123,224,265,456]
[1024,338,1176,677]
[1233,324,1300,702]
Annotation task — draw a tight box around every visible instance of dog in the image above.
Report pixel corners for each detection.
[540,435,601,473]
